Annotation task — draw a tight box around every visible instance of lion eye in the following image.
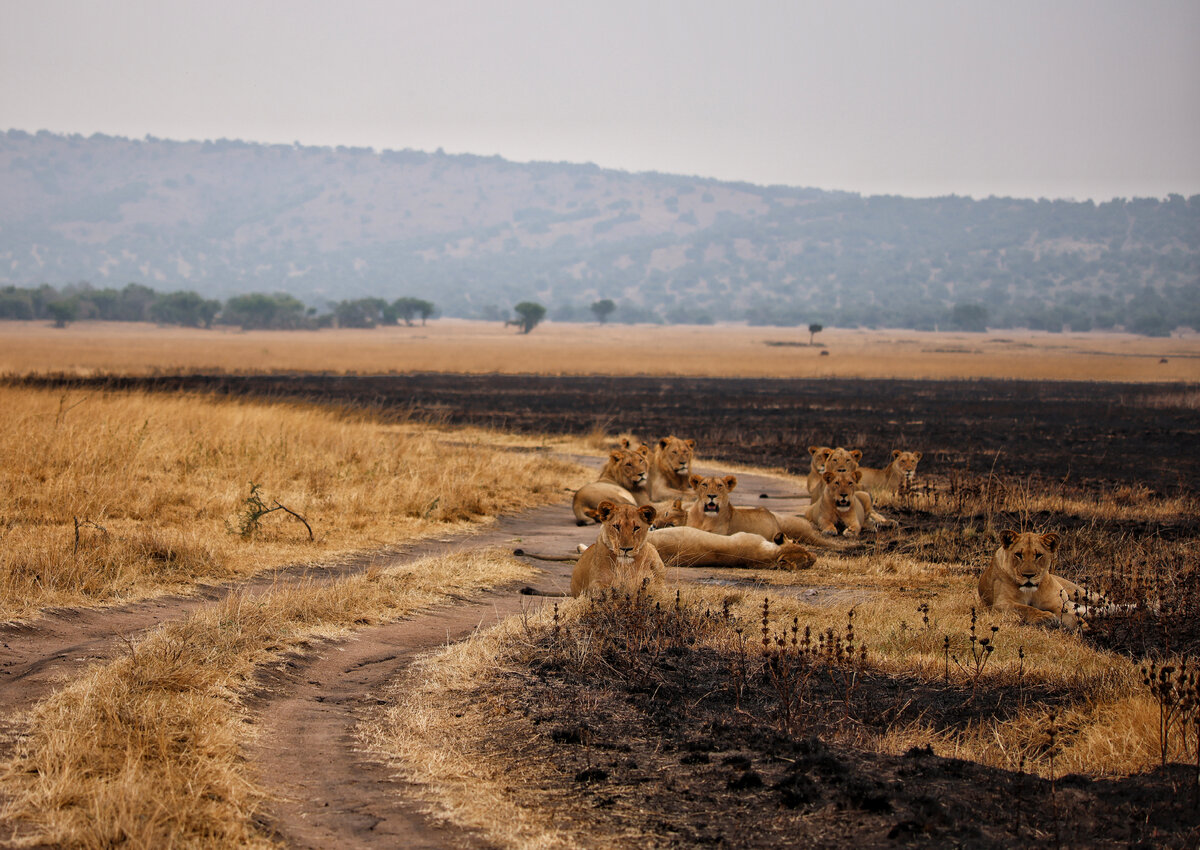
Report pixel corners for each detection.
[1035,553,1044,559]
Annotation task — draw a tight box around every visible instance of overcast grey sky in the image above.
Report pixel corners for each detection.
[3,0,1198,200]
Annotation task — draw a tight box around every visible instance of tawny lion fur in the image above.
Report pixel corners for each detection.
[571,501,664,596]
[978,530,1113,629]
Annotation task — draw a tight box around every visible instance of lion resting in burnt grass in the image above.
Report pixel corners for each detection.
[978,530,1116,629]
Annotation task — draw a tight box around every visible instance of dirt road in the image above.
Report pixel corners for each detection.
[1,463,810,848]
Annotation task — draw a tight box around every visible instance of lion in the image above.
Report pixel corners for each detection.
[805,469,874,537]
[806,446,833,496]
[572,446,651,525]
[571,501,664,596]
[859,450,922,493]
[648,525,815,570]
[647,436,696,501]
[978,530,1112,629]
[809,446,862,501]
[684,473,840,548]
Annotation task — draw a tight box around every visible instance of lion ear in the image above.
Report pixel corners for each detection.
[773,532,786,545]
[809,446,820,456]
[1041,532,1061,553]
[851,450,862,461]
[620,438,632,449]
[672,499,683,509]
[853,469,862,483]
[639,504,657,524]
[823,470,836,483]
[724,475,738,491]
[609,450,623,463]
[685,439,696,448]
[892,449,902,459]
[636,444,651,457]
[914,451,923,461]
[999,529,1018,548]
[658,437,670,449]
[596,501,616,522]
[688,474,703,489]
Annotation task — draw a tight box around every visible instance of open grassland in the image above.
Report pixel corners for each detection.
[0,549,535,849]
[0,385,588,620]
[365,470,1199,848]
[1,319,1197,381]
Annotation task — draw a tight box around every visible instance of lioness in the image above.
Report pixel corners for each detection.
[572,446,651,525]
[978,530,1111,629]
[685,473,838,548]
[860,450,922,493]
[809,446,862,501]
[649,525,815,570]
[571,501,664,596]
[647,436,696,501]
[805,469,874,536]
[806,446,833,497]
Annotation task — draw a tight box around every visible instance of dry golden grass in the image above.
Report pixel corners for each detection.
[364,572,1179,849]
[0,549,536,849]
[1,319,1197,381]
[362,465,1197,847]
[0,385,589,620]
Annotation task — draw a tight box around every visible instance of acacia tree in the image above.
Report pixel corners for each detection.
[512,301,546,334]
[808,322,823,345]
[590,298,616,324]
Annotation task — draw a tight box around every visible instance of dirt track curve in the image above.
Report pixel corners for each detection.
[1,463,814,848]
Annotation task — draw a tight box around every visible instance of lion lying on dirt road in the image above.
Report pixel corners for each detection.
[648,525,815,570]
[680,474,840,549]
[572,446,651,525]
[859,450,922,493]
[571,501,664,596]
[978,530,1114,629]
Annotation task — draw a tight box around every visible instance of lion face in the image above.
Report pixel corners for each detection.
[595,500,657,566]
[891,450,922,481]
[822,469,861,513]
[826,447,862,475]
[654,499,688,528]
[606,448,649,489]
[688,474,737,515]
[808,446,832,474]
[658,436,696,476]
[998,530,1061,590]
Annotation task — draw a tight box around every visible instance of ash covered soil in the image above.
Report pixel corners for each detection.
[42,373,1198,492]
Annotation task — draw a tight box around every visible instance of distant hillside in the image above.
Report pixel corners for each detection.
[2,129,1197,333]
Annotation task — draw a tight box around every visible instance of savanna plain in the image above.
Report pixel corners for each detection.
[1,320,1198,849]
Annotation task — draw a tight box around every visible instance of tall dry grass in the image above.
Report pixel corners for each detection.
[2,320,1197,381]
[0,549,535,849]
[0,385,589,619]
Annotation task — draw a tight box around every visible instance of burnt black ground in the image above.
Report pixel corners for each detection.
[16,374,1198,493]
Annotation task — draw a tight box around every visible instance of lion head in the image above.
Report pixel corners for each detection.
[688,474,737,515]
[594,500,657,567]
[890,450,922,482]
[657,436,696,477]
[997,530,1061,590]
[808,446,833,475]
[825,447,862,475]
[602,447,650,490]
[822,469,862,513]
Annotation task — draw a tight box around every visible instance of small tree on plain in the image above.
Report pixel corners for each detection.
[591,298,616,324]
[512,301,547,334]
[808,322,824,345]
[47,300,78,328]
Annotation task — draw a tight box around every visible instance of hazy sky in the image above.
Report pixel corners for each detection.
[3,0,1198,201]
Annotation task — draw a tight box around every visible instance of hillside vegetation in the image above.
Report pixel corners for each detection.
[2,130,1197,333]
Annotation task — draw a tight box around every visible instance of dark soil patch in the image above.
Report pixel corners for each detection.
[18,374,1198,493]
[493,596,1200,848]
